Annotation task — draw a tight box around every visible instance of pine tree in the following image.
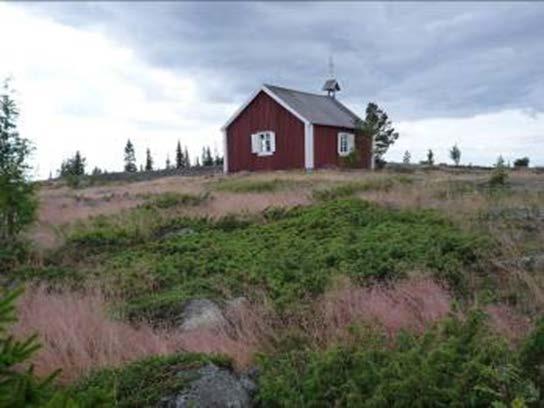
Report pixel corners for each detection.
[450,144,461,166]
[427,149,434,166]
[124,139,137,173]
[59,151,86,177]
[403,151,411,164]
[145,148,153,171]
[184,147,191,168]
[358,102,399,168]
[165,154,171,170]
[0,288,60,405]
[176,141,183,169]
[73,151,85,176]
[201,146,213,166]
[0,79,36,240]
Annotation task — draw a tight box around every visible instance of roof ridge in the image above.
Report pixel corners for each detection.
[264,83,330,99]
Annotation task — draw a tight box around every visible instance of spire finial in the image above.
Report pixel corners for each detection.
[322,56,340,98]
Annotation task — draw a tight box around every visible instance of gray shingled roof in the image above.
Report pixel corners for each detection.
[264,84,361,129]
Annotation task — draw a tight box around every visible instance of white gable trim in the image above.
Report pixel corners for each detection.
[221,85,314,174]
[222,129,228,174]
[221,85,310,130]
[261,86,310,125]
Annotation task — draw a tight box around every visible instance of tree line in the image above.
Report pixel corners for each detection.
[401,144,531,169]
[58,139,223,177]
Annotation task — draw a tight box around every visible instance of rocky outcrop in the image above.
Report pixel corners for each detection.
[158,364,256,408]
[177,299,228,331]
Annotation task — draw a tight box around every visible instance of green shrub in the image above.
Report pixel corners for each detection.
[520,317,544,399]
[72,353,230,407]
[257,312,537,407]
[490,156,509,188]
[212,178,302,193]
[0,240,30,274]
[312,179,395,201]
[77,199,490,320]
[140,192,209,209]
[0,288,72,407]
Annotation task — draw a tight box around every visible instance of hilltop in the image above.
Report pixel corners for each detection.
[5,167,544,406]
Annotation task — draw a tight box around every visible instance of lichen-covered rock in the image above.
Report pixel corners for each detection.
[178,299,227,331]
[159,364,254,408]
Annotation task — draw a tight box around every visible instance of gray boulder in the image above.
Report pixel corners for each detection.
[159,364,255,408]
[178,299,227,331]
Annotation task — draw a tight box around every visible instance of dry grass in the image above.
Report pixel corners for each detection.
[485,304,533,345]
[310,277,453,344]
[12,286,179,383]
[19,278,452,382]
[11,286,276,383]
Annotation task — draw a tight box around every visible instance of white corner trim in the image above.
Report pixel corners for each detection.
[370,134,375,170]
[222,129,228,174]
[304,123,314,170]
[221,84,310,131]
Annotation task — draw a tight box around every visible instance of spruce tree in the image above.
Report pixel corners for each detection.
[427,149,434,166]
[145,148,153,171]
[184,147,191,168]
[165,154,171,170]
[201,146,213,166]
[124,139,137,173]
[176,141,183,169]
[73,151,85,175]
[403,151,411,164]
[0,79,36,240]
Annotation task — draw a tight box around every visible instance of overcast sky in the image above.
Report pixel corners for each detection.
[1,2,543,178]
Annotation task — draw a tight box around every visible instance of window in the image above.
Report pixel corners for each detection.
[338,132,355,156]
[251,131,276,156]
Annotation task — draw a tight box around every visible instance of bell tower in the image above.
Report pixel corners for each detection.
[322,56,340,98]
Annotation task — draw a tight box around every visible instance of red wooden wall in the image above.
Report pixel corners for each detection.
[314,124,372,169]
[226,91,305,172]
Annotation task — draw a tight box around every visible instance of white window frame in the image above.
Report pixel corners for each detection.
[338,132,355,156]
[251,131,275,156]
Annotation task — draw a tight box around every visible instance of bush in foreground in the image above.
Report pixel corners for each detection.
[257,312,538,407]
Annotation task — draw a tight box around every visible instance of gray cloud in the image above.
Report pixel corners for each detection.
[21,2,544,121]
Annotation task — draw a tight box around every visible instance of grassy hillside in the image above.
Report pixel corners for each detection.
[5,169,544,406]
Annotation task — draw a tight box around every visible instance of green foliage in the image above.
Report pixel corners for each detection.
[72,353,229,407]
[53,199,489,321]
[123,139,137,173]
[0,240,30,274]
[450,144,461,166]
[140,192,209,210]
[175,141,183,169]
[144,148,153,171]
[490,155,509,188]
[0,79,37,241]
[312,178,407,201]
[257,312,537,407]
[59,151,86,178]
[212,178,303,193]
[340,149,360,169]
[358,102,399,161]
[402,150,411,164]
[201,146,214,166]
[426,149,434,166]
[520,317,544,399]
[0,288,62,407]
[514,157,530,168]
